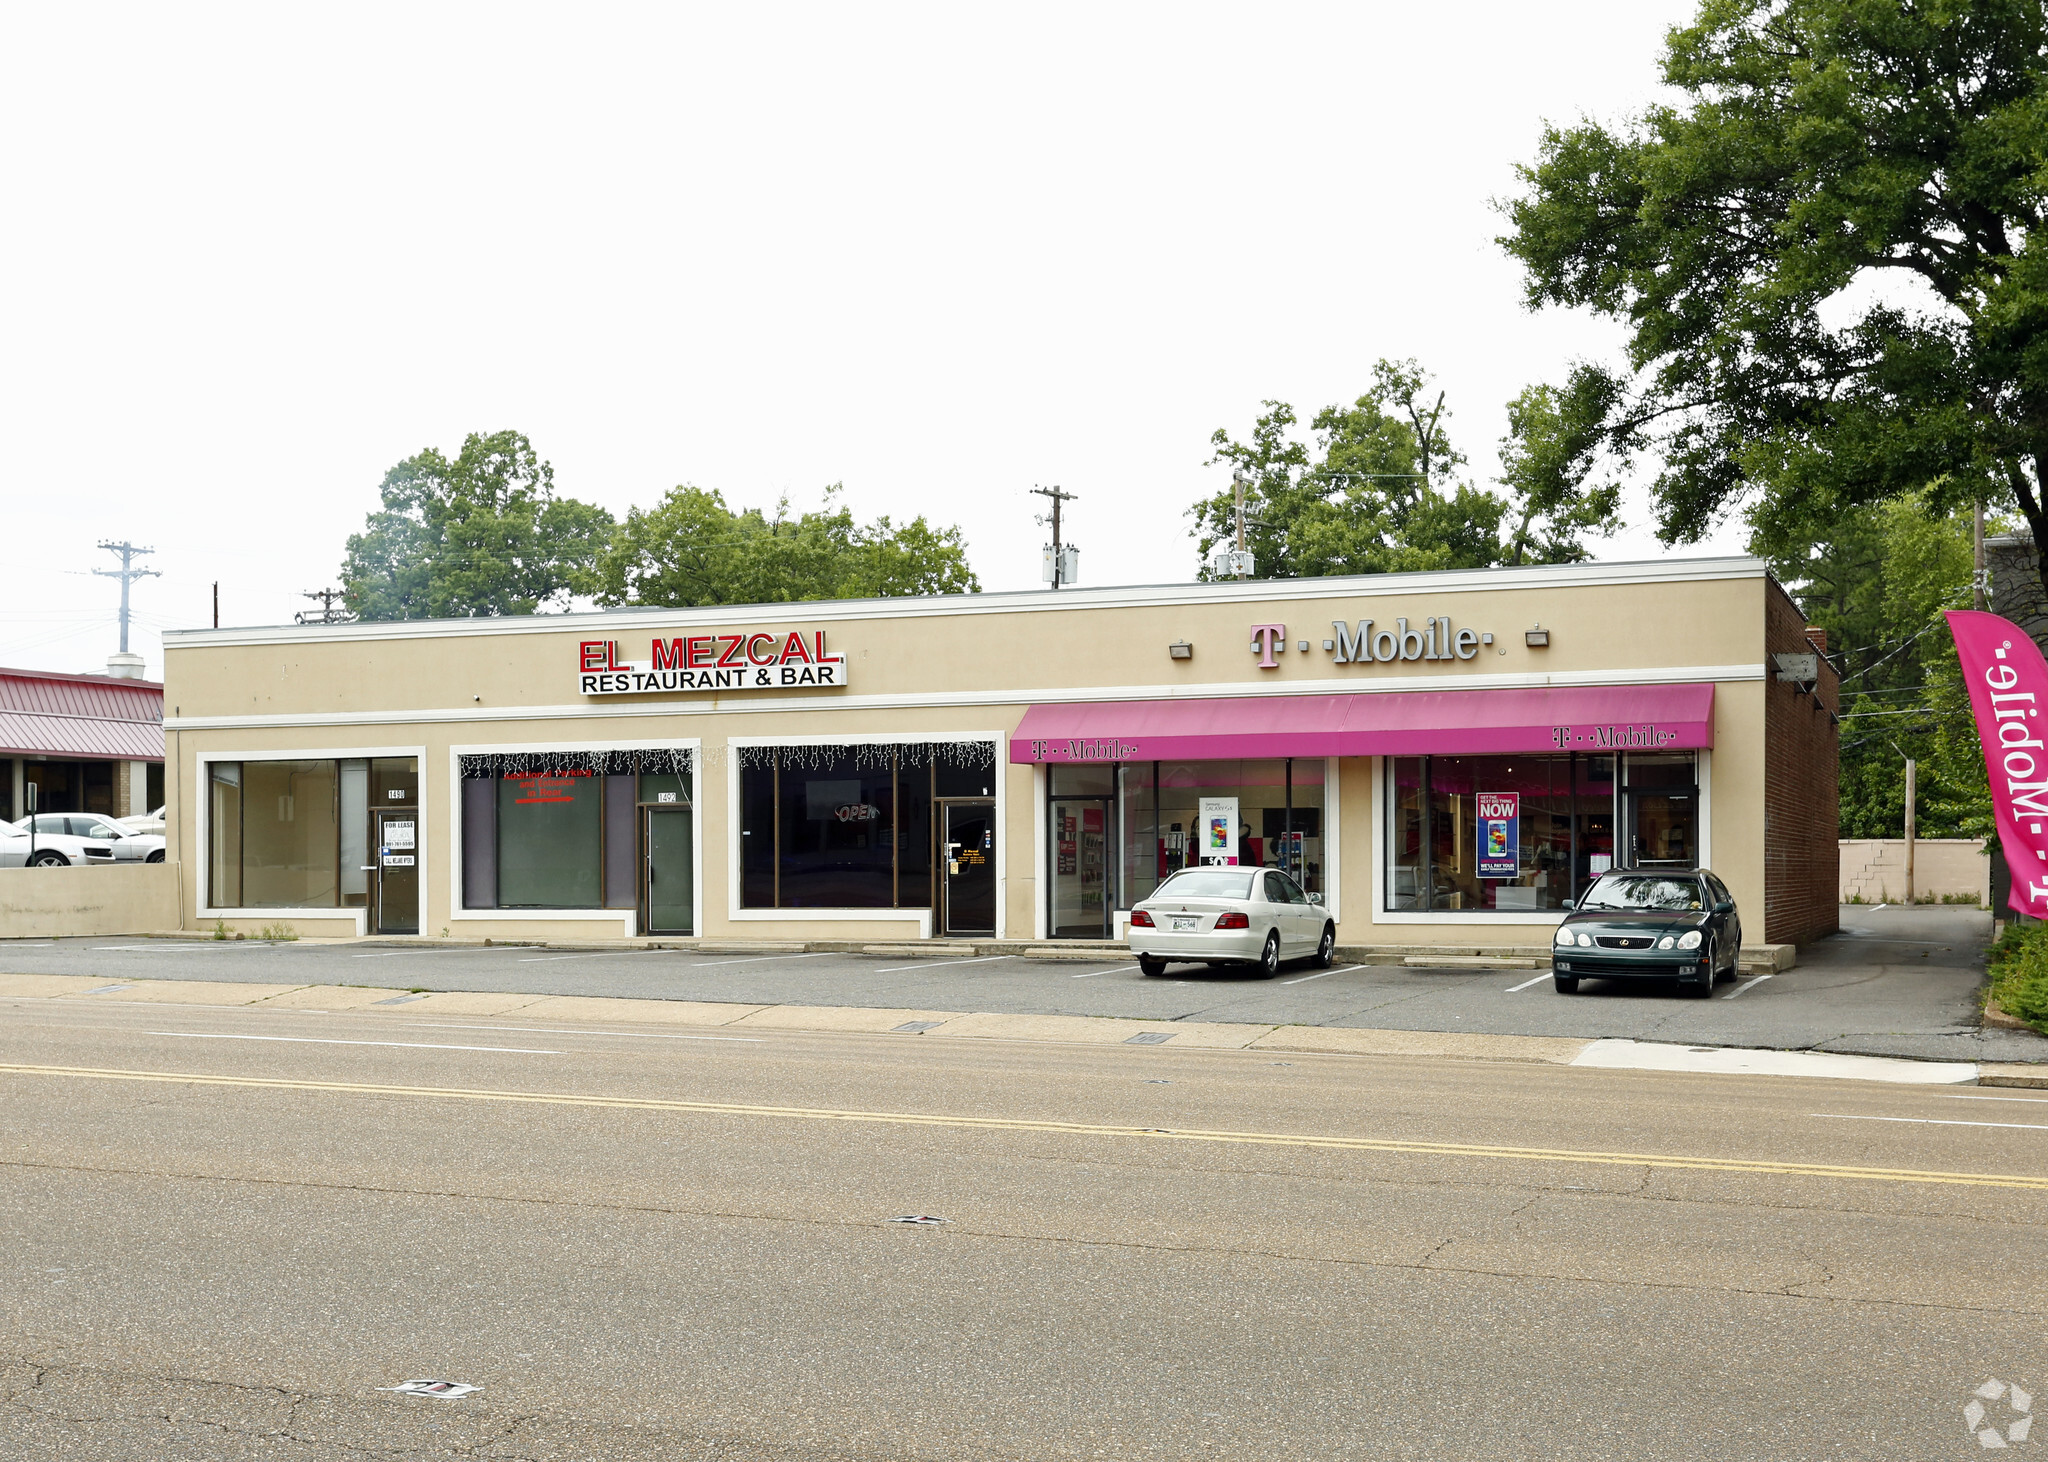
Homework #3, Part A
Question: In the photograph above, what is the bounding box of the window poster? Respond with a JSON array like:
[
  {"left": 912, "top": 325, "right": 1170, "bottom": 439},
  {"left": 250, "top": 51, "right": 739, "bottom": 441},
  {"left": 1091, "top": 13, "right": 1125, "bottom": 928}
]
[
  {"left": 1198, "top": 797, "right": 1239, "bottom": 865},
  {"left": 1476, "top": 793, "right": 1519, "bottom": 879}
]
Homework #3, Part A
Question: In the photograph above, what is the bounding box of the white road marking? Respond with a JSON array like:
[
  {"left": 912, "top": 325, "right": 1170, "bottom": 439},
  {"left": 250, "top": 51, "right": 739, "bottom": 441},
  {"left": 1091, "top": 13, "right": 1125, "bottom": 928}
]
[
  {"left": 688, "top": 952, "right": 832, "bottom": 968},
  {"left": 148, "top": 1032, "right": 560, "bottom": 1054},
  {"left": 1572, "top": 1038, "right": 1977, "bottom": 1084},
  {"left": 1070, "top": 966, "right": 1134, "bottom": 978},
  {"left": 352, "top": 949, "right": 495, "bottom": 959},
  {"left": 399, "top": 1022, "right": 764, "bottom": 1043},
  {"left": 1504, "top": 973, "right": 1551, "bottom": 993},
  {"left": 1815, "top": 1113, "right": 2048, "bottom": 1132},
  {"left": 1281, "top": 965, "right": 1361, "bottom": 985},
  {"left": 1722, "top": 974, "right": 1773, "bottom": 999},
  {"left": 516, "top": 952, "right": 653, "bottom": 963},
  {"left": 871, "top": 955, "right": 1014, "bottom": 974},
  {"left": 1942, "top": 1093, "right": 2048, "bottom": 1104}
]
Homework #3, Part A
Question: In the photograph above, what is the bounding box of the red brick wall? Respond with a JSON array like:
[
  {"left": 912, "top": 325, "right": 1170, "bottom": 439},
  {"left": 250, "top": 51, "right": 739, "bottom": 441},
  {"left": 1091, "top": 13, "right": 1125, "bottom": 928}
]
[{"left": 1762, "top": 580, "right": 1841, "bottom": 944}]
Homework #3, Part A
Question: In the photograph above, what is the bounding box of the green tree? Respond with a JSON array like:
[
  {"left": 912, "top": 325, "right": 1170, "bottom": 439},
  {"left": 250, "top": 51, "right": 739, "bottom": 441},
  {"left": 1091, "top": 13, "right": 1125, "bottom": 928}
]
[
  {"left": 1191, "top": 359, "right": 1620, "bottom": 579},
  {"left": 1500, "top": 0, "right": 2048, "bottom": 596},
  {"left": 342, "top": 432, "right": 614, "bottom": 620},
  {"left": 598, "top": 484, "right": 978, "bottom": 607},
  {"left": 1751, "top": 489, "right": 1991, "bottom": 836}
]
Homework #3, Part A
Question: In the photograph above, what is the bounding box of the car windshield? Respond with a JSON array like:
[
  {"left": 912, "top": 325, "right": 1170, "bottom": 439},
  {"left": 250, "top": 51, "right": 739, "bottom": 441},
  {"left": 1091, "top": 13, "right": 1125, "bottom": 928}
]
[
  {"left": 1154, "top": 870, "right": 1255, "bottom": 900},
  {"left": 1579, "top": 875, "right": 1704, "bottom": 912}
]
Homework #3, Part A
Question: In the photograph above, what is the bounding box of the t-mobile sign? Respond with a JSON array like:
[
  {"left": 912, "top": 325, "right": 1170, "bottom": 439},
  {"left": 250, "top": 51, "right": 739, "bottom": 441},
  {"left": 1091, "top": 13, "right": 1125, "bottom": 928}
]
[{"left": 1476, "top": 792, "right": 1520, "bottom": 879}]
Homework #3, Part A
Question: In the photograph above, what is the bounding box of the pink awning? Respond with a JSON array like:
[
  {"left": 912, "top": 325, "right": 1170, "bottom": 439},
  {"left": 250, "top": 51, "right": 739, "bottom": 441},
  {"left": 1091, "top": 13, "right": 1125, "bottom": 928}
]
[{"left": 1010, "top": 683, "right": 1714, "bottom": 763}]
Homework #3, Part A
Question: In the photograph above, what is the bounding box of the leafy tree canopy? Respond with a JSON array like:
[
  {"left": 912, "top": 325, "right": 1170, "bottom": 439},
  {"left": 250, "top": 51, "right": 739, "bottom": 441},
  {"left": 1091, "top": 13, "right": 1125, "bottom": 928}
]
[
  {"left": 1751, "top": 487, "right": 1995, "bottom": 837},
  {"left": 1191, "top": 359, "right": 1621, "bottom": 579},
  {"left": 1502, "top": 0, "right": 2048, "bottom": 598},
  {"left": 598, "top": 484, "right": 979, "bottom": 607},
  {"left": 342, "top": 431, "right": 613, "bottom": 621}
]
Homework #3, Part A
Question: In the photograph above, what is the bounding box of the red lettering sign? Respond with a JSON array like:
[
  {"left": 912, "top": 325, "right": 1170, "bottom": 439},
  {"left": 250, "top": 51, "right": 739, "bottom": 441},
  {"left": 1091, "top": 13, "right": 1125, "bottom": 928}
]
[
  {"left": 780, "top": 631, "right": 813, "bottom": 664},
  {"left": 579, "top": 640, "right": 609, "bottom": 671}
]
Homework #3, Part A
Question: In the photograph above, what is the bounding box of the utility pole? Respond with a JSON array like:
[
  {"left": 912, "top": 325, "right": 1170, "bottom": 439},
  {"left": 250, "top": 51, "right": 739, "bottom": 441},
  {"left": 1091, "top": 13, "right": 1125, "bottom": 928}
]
[
  {"left": 1974, "top": 500, "right": 1987, "bottom": 611},
  {"left": 212, "top": 582, "right": 219, "bottom": 629},
  {"left": 1030, "top": 485, "right": 1080, "bottom": 590},
  {"left": 1233, "top": 473, "right": 1249, "bottom": 580},
  {"left": 1904, "top": 758, "right": 1918, "bottom": 904},
  {"left": 295, "top": 587, "right": 354, "bottom": 625},
  {"left": 93, "top": 541, "right": 159, "bottom": 654}
]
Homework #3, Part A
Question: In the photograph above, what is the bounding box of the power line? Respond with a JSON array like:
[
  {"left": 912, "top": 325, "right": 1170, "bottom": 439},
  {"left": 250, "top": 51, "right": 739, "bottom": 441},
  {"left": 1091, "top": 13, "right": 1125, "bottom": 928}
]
[{"left": 295, "top": 588, "right": 355, "bottom": 625}]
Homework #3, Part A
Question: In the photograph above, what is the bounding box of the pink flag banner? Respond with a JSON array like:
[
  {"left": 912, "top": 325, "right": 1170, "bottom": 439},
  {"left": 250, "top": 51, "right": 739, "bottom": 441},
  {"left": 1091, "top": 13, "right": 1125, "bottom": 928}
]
[{"left": 1946, "top": 609, "right": 2048, "bottom": 917}]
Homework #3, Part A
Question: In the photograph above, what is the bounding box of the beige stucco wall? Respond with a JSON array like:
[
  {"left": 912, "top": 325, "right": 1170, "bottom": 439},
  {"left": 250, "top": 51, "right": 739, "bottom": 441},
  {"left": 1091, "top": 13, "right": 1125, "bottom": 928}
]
[
  {"left": 0, "top": 864, "right": 177, "bottom": 937},
  {"left": 1839, "top": 839, "right": 1989, "bottom": 905},
  {"left": 160, "top": 559, "right": 1784, "bottom": 945}
]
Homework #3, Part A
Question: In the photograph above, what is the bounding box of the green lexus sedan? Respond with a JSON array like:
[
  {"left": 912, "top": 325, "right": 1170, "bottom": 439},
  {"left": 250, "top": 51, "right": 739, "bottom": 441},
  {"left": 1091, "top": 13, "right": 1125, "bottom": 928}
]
[{"left": 1550, "top": 868, "right": 1742, "bottom": 998}]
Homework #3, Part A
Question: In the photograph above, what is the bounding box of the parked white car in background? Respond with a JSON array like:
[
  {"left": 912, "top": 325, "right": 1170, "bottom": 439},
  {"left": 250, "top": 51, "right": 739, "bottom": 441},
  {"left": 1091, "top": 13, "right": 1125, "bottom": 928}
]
[
  {"left": 1127, "top": 865, "right": 1336, "bottom": 978},
  {"left": 18, "top": 813, "right": 165, "bottom": 863},
  {"left": 118, "top": 805, "right": 165, "bottom": 837},
  {"left": 0, "top": 819, "right": 117, "bottom": 868}
]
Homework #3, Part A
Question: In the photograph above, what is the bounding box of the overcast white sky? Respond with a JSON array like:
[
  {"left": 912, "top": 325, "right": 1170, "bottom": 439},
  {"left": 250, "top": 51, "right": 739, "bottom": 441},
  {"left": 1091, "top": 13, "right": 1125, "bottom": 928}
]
[{"left": 0, "top": 1, "right": 1743, "bottom": 681}]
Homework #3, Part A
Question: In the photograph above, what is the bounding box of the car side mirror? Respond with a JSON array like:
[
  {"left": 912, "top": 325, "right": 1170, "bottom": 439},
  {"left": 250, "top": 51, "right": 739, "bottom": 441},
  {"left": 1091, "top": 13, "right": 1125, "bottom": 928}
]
[
  {"left": 1560, "top": 898, "right": 1574, "bottom": 910},
  {"left": 1715, "top": 900, "right": 1734, "bottom": 914},
  {"left": 1308, "top": 892, "right": 1323, "bottom": 905}
]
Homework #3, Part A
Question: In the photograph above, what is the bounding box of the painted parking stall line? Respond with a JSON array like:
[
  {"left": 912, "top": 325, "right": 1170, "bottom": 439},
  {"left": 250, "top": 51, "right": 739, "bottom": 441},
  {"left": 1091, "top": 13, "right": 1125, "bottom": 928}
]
[
  {"left": 689, "top": 953, "right": 832, "bottom": 969},
  {"left": 1281, "top": 965, "right": 1361, "bottom": 986},
  {"left": 871, "top": 956, "right": 1014, "bottom": 974},
  {"left": 1722, "top": 974, "right": 1773, "bottom": 999},
  {"left": 1504, "top": 973, "right": 1551, "bottom": 993},
  {"left": 1816, "top": 1113, "right": 2048, "bottom": 1133}
]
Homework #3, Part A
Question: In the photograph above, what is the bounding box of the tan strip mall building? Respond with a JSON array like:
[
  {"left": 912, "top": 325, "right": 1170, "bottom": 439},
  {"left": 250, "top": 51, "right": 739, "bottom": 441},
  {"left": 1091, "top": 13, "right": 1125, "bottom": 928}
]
[{"left": 158, "top": 555, "right": 1839, "bottom": 949}]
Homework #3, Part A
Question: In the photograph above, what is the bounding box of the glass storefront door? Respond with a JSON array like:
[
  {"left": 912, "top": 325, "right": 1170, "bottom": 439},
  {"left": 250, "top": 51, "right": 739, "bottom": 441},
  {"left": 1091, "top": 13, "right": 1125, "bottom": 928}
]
[
  {"left": 1624, "top": 753, "right": 1698, "bottom": 869},
  {"left": 372, "top": 808, "right": 419, "bottom": 935},
  {"left": 1626, "top": 790, "right": 1698, "bottom": 867},
  {"left": 1049, "top": 795, "right": 1112, "bottom": 938},
  {"left": 642, "top": 807, "right": 695, "bottom": 934},
  {"left": 941, "top": 800, "right": 996, "bottom": 935}
]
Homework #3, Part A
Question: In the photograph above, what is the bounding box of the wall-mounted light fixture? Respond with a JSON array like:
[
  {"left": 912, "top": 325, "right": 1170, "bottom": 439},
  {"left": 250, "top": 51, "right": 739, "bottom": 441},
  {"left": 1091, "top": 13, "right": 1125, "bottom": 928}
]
[
  {"left": 1525, "top": 626, "right": 1550, "bottom": 648},
  {"left": 1168, "top": 641, "right": 1193, "bottom": 660}
]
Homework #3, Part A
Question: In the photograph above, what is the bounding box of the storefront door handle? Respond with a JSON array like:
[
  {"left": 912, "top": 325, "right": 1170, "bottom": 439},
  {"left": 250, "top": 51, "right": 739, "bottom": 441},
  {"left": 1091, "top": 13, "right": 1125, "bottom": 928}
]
[{"left": 358, "top": 865, "right": 377, "bottom": 871}]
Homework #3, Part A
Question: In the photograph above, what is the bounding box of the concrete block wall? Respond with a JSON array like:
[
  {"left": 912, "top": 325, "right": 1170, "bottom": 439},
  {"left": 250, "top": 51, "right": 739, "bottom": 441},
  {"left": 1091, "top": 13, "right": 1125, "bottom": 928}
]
[{"left": 1839, "top": 838, "right": 1989, "bottom": 905}]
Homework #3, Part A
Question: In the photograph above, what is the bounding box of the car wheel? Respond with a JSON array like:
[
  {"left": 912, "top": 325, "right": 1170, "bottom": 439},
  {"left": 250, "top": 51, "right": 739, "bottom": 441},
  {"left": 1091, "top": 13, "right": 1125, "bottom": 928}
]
[
  {"left": 1137, "top": 954, "right": 1166, "bottom": 977},
  {"left": 1554, "top": 975, "right": 1579, "bottom": 993},
  {"left": 146, "top": 849, "right": 165, "bottom": 864},
  {"left": 1255, "top": 930, "right": 1281, "bottom": 979},
  {"left": 1314, "top": 923, "right": 1336, "bottom": 968},
  {"left": 28, "top": 851, "right": 67, "bottom": 868}
]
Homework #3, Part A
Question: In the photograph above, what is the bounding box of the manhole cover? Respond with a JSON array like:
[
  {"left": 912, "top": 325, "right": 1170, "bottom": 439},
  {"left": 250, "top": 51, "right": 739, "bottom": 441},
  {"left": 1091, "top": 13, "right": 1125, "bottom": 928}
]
[
  {"left": 1125, "top": 1032, "right": 1175, "bottom": 1045},
  {"left": 891, "top": 1021, "right": 943, "bottom": 1033}
]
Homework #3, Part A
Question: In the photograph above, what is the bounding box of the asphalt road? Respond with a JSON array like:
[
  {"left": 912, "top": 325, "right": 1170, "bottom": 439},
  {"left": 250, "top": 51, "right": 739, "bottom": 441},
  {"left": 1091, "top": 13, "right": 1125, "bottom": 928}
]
[
  {"left": 0, "top": 993, "right": 2041, "bottom": 1459},
  {"left": 1, "top": 905, "right": 2037, "bottom": 1063}
]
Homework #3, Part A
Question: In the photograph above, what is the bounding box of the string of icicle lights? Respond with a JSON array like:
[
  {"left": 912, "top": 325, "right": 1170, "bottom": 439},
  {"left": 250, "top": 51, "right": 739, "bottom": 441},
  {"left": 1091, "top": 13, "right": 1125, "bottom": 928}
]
[{"left": 458, "top": 741, "right": 996, "bottom": 779}]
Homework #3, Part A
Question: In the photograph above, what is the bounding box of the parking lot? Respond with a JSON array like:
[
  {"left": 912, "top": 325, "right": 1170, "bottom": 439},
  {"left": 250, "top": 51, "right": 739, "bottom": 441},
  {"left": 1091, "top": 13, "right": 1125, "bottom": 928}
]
[{"left": 0, "top": 904, "right": 2035, "bottom": 1063}]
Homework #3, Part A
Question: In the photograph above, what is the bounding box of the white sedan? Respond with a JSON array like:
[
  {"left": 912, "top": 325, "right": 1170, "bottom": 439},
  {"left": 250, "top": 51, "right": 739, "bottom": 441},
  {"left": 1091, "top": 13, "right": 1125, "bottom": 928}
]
[
  {"left": 0, "top": 820, "right": 117, "bottom": 868},
  {"left": 19, "top": 813, "right": 164, "bottom": 863},
  {"left": 1128, "top": 866, "right": 1336, "bottom": 978}
]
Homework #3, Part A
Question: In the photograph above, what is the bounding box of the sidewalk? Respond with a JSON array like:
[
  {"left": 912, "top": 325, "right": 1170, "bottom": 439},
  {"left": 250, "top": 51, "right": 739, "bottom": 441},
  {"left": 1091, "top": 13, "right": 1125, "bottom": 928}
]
[{"left": 4, "top": 970, "right": 2037, "bottom": 1089}]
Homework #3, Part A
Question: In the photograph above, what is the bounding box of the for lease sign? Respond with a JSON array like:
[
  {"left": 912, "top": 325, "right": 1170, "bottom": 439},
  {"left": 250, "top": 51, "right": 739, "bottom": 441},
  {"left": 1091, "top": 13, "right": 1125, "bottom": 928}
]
[{"left": 578, "top": 632, "right": 849, "bottom": 696}]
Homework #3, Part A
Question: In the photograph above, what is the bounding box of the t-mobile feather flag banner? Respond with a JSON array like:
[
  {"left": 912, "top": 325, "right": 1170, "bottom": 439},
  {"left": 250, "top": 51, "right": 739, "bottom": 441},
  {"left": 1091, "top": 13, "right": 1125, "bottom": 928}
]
[{"left": 1946, "top": 610, "right": 2048, "bottom": 917}]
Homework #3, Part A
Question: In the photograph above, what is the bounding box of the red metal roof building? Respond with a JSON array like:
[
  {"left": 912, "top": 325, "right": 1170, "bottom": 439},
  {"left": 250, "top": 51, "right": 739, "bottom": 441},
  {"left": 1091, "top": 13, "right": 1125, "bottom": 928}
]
[{"left": 0, "top": 666, "right": 165, "bottom": 821}]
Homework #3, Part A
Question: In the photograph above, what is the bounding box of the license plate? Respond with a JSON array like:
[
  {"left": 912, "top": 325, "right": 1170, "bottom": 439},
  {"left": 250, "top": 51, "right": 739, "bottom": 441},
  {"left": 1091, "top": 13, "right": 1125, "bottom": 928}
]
[{"left": 1171, "top": 916, "right": 1198, "bottom": 931}]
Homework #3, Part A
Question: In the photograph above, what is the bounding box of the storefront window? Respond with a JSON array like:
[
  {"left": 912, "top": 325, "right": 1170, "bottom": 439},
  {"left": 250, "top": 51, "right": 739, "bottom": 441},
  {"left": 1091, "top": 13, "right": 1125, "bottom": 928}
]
[
  {"left": 1385, "top": 752, "right": 1686, "bottom": 912},
  {"left": 497, "top": 772, "right": 603, "bottom": 908},
  {"left": 459, "top": 750, "right": 693, "bottom": 912},
  {"left": 1109, "top": 759, "right": 1326, "bottom": 915},
  {"left": 738, "top": 742, "right": 993, "bottom": 910},
  {"left": 204, "top": 758, "right": 361, "bottom": 908}
]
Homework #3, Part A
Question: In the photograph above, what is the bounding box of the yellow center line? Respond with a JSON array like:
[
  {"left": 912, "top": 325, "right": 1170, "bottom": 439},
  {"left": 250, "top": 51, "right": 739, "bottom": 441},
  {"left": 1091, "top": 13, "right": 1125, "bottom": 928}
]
[{"left": 3, "top": 1060, "right": 2043, "bottom": 1192}]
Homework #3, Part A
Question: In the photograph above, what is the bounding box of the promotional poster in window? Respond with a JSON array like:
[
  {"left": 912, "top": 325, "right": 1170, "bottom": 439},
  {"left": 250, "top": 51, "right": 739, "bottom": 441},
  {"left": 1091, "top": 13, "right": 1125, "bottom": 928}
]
[{"left": 1477, "top": 792, "right": 1520, "bottom": 879}]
